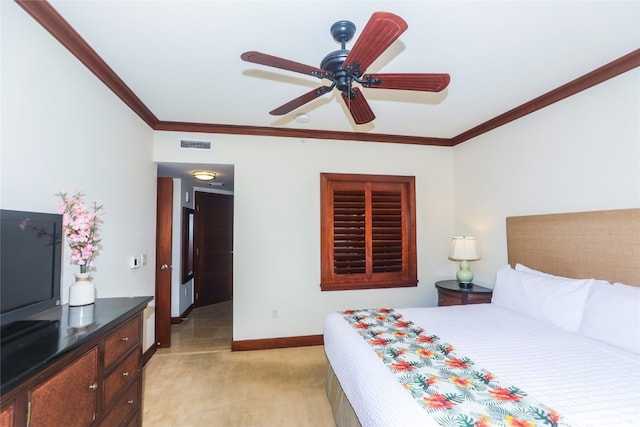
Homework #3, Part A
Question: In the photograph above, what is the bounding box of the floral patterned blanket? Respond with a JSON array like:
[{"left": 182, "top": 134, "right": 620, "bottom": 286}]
[{"left": 341, "top": 308, "right": 570, "bottom": 427}]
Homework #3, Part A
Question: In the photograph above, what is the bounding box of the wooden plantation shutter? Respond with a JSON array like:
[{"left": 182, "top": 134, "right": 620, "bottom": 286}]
[
  {"left": 320, "top": 173, "right": 417, "bottom": 291},
  {"left": 371, "top": 188, "right": 403, "bottom": 273},
  {"left": 333, "top": 186, "right": 367, "bottom": 275}
]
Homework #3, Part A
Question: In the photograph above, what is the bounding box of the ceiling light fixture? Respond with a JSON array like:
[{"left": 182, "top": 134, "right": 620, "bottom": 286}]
[
  {"left": 295, "top": 113, "right": 310, "bottom": 124},
  {"left": 192, "top": 171, "right": 216, "bottom": 181}
]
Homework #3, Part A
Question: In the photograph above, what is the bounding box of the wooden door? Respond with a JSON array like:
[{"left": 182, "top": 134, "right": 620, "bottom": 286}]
[
  {"left": 0, "top": 401, "right": 14, "bottom": 427},
  {"left": 28, "top": 347, "right": 98, "bottom": 426},
  {"left": 155, "top": 177, "right": 173, "bottom": 348},
  {"left": 194, "top": 192, "right": 233, "bottom": 307}
]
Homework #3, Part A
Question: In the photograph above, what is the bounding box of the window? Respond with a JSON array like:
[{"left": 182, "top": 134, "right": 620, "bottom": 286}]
[{"left": 320, "top": 173, "right": 418, "bottom": 291}]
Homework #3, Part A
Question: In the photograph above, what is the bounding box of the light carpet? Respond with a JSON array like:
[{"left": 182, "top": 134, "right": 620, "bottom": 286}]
[{"left": 142, "top": 345, "right": 337, "bottom": 426}]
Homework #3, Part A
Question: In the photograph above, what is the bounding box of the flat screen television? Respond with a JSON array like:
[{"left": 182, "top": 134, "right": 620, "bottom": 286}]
[{"left": 0, "top": 209, "right": 62, "bottom": 327}]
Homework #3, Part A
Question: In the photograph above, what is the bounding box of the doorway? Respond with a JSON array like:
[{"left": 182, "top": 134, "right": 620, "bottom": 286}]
[{"left": 154, "top": 166, "right": 235, "bottom": 349}]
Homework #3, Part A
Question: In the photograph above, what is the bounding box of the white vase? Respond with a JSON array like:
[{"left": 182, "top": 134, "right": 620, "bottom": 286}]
[
  {"left": 69, "top": 273, "right": 95, "bottom": 306},
  {"left": 68, "top": 304, "right": 95, "bottom": 328}
]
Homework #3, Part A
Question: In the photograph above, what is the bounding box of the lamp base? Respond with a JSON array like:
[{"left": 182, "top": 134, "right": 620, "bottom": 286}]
[
  {"left": 458, "top": 281, "right": 473, "bottom": 289},
  {"left": 456, "top": 260, "right": 474, "bottom": 284}
]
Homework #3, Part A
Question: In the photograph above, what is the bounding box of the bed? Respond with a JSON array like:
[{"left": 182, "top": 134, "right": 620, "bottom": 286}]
[{"left": 324, "top": 208, "right": 640, "bottom": 427}]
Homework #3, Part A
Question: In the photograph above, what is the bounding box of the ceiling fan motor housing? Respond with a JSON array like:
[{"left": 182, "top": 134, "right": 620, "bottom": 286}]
[
  {"left": 320, "top": 49, "right": 355, "bottom": 91},
  {"left": 320, "top": 49, "right": 349, "bottom": 73}
]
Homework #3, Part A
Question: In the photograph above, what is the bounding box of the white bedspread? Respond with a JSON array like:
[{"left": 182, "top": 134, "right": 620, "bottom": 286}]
[{"left": 324, "top": 303, "right": 640, "bottom": 427}]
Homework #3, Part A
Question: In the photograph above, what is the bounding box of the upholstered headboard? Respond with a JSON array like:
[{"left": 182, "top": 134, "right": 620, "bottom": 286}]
[{"left": 506, "top": 209, "right": 640, "bottom": 286}]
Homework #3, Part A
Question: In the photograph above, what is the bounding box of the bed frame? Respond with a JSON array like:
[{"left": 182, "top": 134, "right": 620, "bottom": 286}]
[
  {"left": 326, "top": 208, "right": 640, "bottom": 427},
  {"left": 507, "top": 208, "right": 640, "bottom": 286}
]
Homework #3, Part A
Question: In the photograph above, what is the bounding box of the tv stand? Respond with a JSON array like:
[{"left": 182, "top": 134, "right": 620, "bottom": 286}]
[{"left": 0, "top": 297, "right": 152, "bottom": 427}]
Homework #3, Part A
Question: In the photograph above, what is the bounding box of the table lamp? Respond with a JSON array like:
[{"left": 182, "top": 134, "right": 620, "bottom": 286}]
[{"left": 448, "top": 236, "right": 480, "bottom": 288}]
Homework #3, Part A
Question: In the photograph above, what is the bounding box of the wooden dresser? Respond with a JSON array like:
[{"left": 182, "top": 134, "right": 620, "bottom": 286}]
[{"left": 0, "top": 297, "right": 152, "bottom": 427}]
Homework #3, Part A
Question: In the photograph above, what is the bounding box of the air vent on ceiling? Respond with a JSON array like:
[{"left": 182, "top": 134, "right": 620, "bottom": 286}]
[{"left": 180, "top": 139, "right": 212, "bottom": 150}]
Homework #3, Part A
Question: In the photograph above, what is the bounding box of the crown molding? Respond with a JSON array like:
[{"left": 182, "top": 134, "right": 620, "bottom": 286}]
[{"left": 15, "top": 1, "right": 640, "bottom": 147}]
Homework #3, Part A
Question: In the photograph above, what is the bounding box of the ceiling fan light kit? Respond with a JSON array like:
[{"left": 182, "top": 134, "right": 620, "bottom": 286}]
[{"left": 241, "top": 12, "right": 450, "bottom": 125}]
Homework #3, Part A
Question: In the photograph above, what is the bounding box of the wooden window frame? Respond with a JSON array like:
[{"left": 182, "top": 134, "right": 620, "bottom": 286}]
[{"left": 320, "top": 173, "right": 418, "bottom": 291}]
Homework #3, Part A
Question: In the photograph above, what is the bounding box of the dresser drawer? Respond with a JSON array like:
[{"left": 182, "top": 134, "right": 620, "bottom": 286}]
[
  {"left": 464, "top": 292, "right": 492, "bottom": 304},
  {"left": 104, "top": 349, "right": 140, "bottom": 407},
  {"left": 438, "top": 291, "right": 462, "bottom": 307},
  {"left": 104, "top": 317, "right": 140, "bottom": 368},
  {"left": 97, "top": 379, "right": 140, "bottom": 427}
]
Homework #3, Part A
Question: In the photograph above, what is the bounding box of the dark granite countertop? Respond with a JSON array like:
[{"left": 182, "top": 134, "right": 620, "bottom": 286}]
[{"left": 1, "top": 296, "right": 153, "bottom": 394}]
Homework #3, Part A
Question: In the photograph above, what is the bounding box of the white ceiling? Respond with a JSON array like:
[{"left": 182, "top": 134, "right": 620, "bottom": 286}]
[{"left": 42, "top": 1, "right": 639, "bottom": 188}]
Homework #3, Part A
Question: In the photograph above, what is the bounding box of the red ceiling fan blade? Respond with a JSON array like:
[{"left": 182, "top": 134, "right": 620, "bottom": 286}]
[
  {"left": 363, "top": 73, "right": 451, "bottom": 92},
  {"left": 343, "top": 12, "right": 408, "bottom": 75},
  {"left": 241, "top": 51, "right": 332, "bottom": 79},
  {"left": 341, "top": 87, "right": 375, "bottom": 124},
  {"left": 269, "top": 86, "right": 333, "bottom": 116}
]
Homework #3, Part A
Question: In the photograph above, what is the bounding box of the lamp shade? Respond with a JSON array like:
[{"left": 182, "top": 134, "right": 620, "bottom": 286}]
[{"left": 448, "top": 236, "right": 480, "bottom": 261}]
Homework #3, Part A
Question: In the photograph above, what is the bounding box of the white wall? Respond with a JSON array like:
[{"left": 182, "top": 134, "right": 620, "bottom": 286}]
[
  {"left": 5, "top": 0, "right": 637, "bottom": 348},
  {"left": 453, "top": 69, "right": 640, "bottom": 285},
  {"left": 155, "top": 68, "right": 639, "bottom": 343},
  {"left": 1, "top": 2, "right": 158, "bottom": 351},
  {"left": 154, "top": 134, "right": 456, "bottom": 341}
]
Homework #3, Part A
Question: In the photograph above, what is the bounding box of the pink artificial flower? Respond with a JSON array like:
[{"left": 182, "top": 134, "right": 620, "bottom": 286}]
[{"left": 56, "top": 191, "right": 104, "bottom": 273}]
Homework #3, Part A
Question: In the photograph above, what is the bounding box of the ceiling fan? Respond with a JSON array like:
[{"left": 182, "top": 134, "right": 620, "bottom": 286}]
[{"left": 241, "top": 12, "right": 450, "bottom": 125}]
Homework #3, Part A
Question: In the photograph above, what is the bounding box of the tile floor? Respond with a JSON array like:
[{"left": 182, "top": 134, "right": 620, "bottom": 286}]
[{"left": 156, "top": 299, "right": 233, "bottom": 355}]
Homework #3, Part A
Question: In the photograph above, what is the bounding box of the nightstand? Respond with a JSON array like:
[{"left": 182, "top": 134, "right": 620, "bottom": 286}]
[{"left": 435, "top": 280, "right": 493, "bottom": 307}]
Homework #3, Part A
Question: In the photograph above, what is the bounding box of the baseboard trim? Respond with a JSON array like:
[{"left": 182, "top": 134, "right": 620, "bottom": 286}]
[
  {"left": 181, "top": 304, "right": 195, "bottom": 318},
  {"left": 142, "top": 344, "right": 157, "bottom": 366},
  {"left": 231, "top": 334, "right": 324, "bottom": 351},
  {"left": 171, "top": 304, "right": 195, "bottom": 324}
]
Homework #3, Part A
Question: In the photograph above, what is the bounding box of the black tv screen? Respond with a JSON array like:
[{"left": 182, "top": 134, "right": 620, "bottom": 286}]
[{"left": 0, "top": 209, "right": 62, "bottom": 327}]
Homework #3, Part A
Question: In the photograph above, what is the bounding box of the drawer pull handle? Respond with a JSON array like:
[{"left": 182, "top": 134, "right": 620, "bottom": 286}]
[
  {"left": 127, "top": 400, "right": 134, "bottom": 405},
  {"left": 121, "top": 336, "right": 129, "bottom": 342},
  {"left": 122, "top": 371, "right": 130, "bottom": 377},
  {"left": 88, "top": 382, "right": 98, "bottom": 391}
]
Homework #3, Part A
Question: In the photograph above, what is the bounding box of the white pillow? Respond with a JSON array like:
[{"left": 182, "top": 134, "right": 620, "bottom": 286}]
[
  {"left": 515, "top": 262, "right": 612, "bottom": 294},
  {"left": 492, "top": 264, "right": 594, "bottom": 332},
  {"left": 578, "top": 281, "right": 640, "bottom": 354},
  {"left": 515, "top": 263, "right": 590, "bottom": 281},
  {"left": 515, "top": 263, "right": 560, "bottom": 277},
  {"left": 492, "top": 265, "right": 529, "bottom": 313}
]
